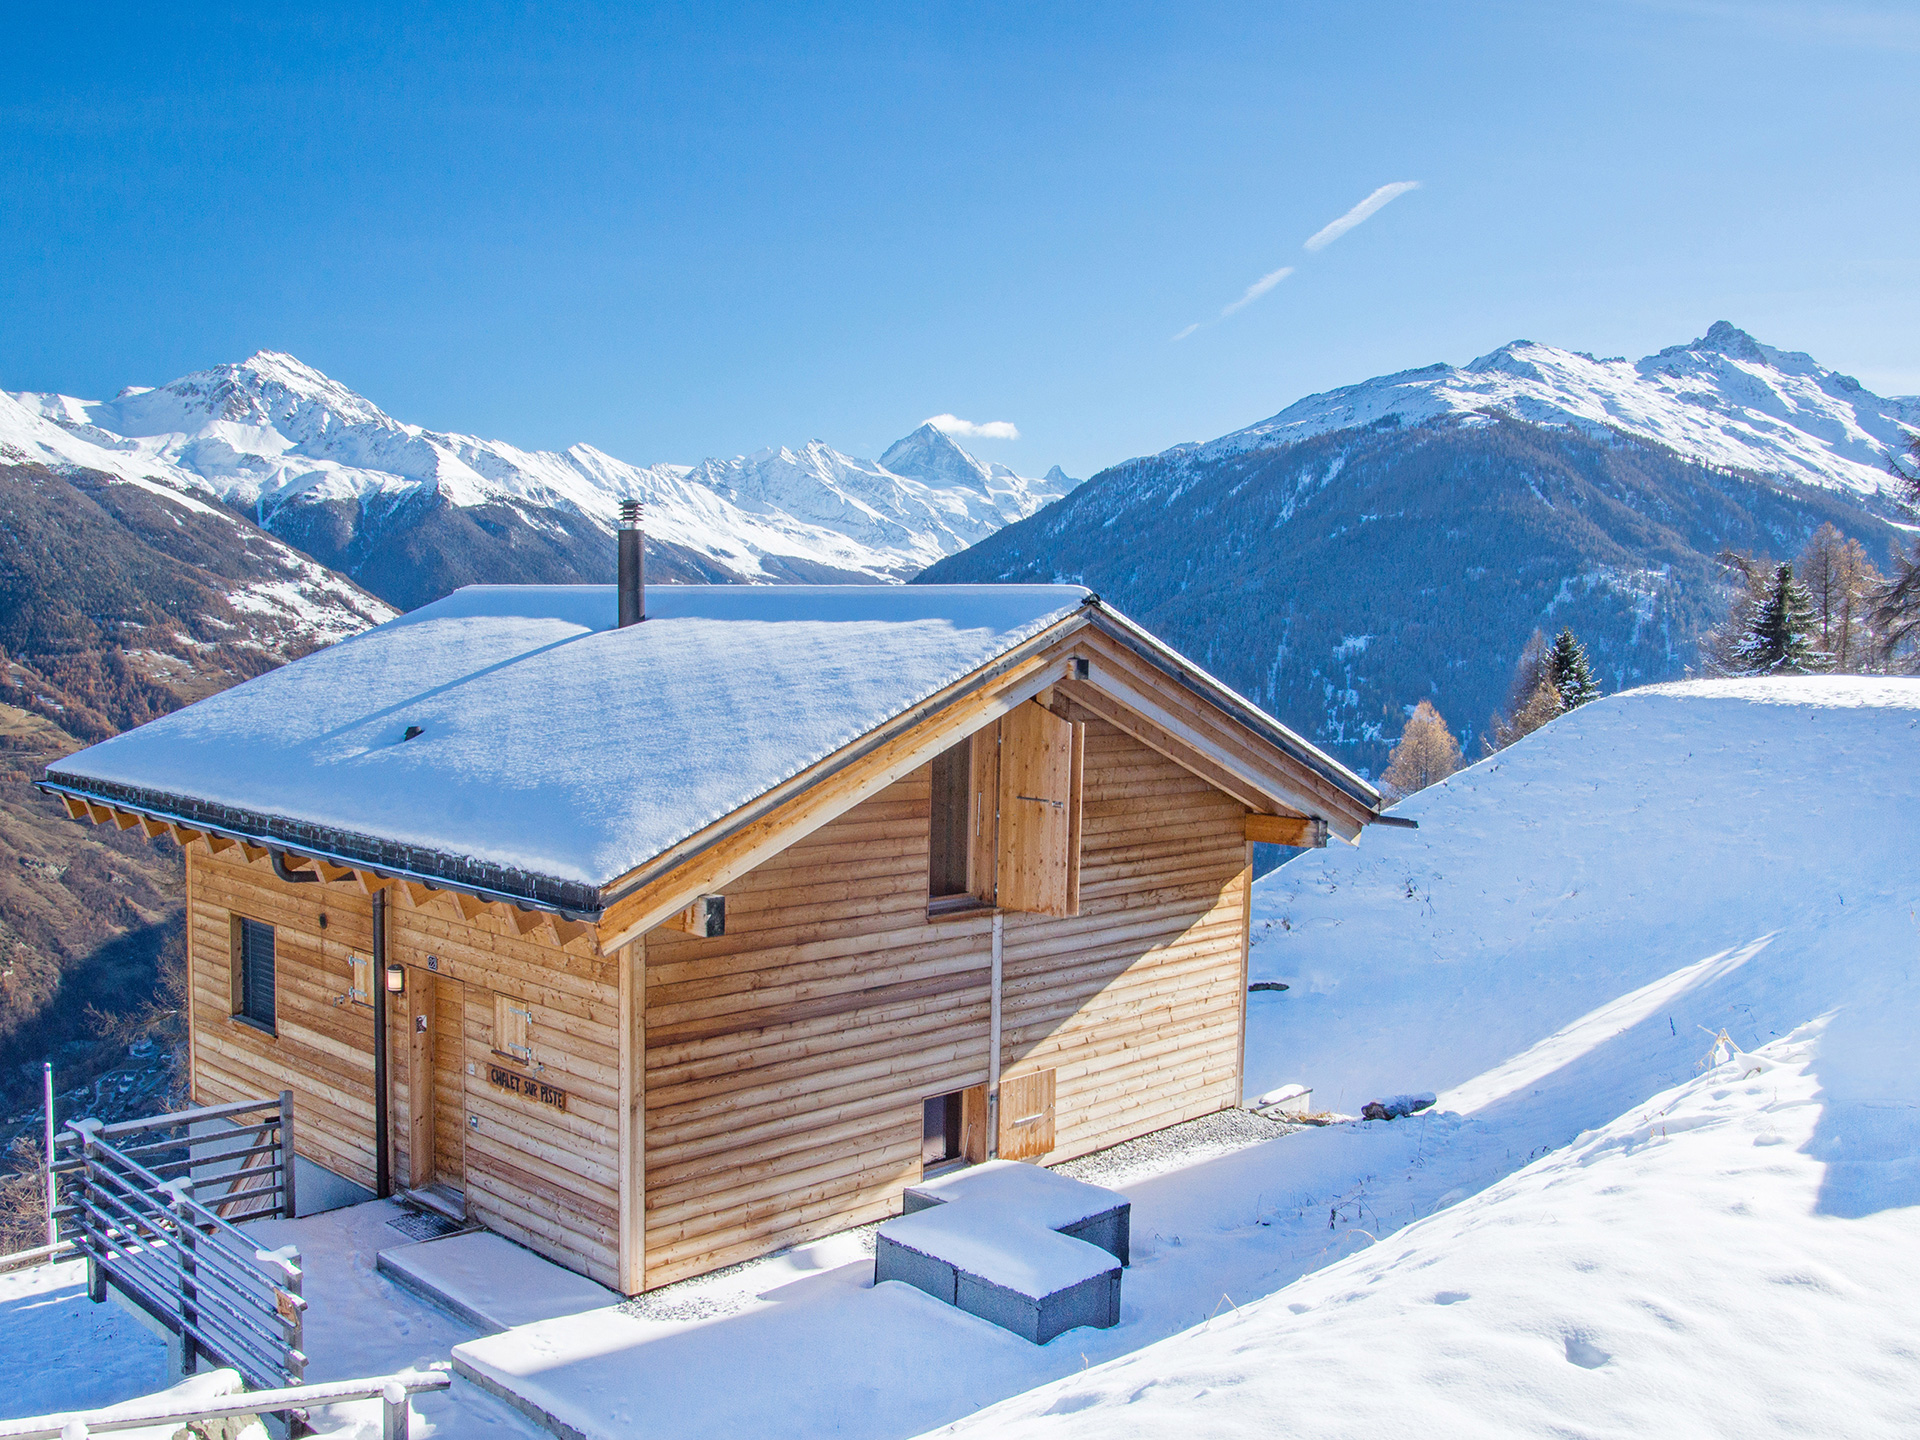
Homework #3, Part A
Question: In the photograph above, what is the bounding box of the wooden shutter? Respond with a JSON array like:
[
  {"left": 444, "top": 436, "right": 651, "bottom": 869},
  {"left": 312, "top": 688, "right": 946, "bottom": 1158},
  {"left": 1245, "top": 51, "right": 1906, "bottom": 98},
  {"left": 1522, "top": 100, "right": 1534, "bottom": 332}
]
[
  {"left": 966, "top": 725, "right": 1000, "bottom": 904},
  {"left": 998, "top": 1069, "right": 1056, "bottom": 1160},
  {"left": 996, "top": 702, "right": 1079, "bottom": 916},
  {"left": 961, "top": 1083, "right": 991, "bottom": 1163},
  {"left": 493, "top": 993, "right": 533, "bottom": 1065},
  {"left": 232, "top": 916, "right": 276, "bottom": 1030}
]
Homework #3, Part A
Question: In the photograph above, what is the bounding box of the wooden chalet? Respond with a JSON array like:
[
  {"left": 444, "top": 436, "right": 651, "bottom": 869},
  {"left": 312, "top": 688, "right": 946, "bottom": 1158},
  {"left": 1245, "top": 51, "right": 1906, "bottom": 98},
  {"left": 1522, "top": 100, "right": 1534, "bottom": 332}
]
[{"left": 43, "top": 542, "right": 1390, "bottom": 1295}]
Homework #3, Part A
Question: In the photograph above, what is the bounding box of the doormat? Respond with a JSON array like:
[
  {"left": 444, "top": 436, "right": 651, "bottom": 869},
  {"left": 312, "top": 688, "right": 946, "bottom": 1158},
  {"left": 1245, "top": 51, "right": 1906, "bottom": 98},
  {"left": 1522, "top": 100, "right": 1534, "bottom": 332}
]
[{"left": 388, "top": 1209, "right": 464, "bottom": 1242}]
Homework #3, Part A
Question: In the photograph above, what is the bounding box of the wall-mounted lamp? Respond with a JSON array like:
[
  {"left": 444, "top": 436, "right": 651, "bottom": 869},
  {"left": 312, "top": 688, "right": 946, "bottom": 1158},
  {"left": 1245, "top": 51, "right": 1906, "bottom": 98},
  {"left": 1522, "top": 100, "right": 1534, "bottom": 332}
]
[{"left": 384, "top": 963, "right": 406, "bottom": 995}]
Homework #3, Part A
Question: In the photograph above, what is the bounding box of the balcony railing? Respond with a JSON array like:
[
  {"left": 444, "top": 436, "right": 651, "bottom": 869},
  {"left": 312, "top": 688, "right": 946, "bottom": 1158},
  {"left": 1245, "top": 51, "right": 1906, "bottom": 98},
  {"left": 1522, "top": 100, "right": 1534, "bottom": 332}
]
[{"left": 55, "top": 1094, "right": 305, "bottom": 1389}]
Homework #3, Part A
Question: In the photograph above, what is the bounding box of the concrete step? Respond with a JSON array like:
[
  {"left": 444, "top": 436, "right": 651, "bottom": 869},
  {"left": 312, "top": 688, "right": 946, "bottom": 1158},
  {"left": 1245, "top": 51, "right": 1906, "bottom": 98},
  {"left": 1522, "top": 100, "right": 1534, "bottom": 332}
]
[{"left": 376, "top": 1231, "right": 618, "bottom": 1335}]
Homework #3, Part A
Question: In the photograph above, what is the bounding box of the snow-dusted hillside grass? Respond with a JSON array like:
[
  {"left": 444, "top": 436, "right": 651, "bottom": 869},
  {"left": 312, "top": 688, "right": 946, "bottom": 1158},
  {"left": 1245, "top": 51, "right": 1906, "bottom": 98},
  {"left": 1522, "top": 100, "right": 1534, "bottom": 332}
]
[{"left": 938, "top": 677, "right": 1920, "bottom": 1438}]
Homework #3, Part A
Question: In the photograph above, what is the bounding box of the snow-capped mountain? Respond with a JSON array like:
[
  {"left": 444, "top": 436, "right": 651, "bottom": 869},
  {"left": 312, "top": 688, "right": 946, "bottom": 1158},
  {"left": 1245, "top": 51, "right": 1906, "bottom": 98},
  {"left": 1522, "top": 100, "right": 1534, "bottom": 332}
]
[
  {"left": 923, "top": 324, "right": 1914, "bottom": 778},
  {"left": 5, "top": 353, "right": 1076, "bottom": 608},
  {"left": 1193, "top": 322, "right": 1918, "bottom": 500},
  {"left": 0, "top": 387, "right": 393, "bottom": 655}
]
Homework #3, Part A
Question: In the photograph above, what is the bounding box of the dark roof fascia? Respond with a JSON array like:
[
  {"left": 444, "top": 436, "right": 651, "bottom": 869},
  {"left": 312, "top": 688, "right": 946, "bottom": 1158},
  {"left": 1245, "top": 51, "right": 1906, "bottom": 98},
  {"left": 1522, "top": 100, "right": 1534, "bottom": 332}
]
[
  {"left": 1082, "top": 600, "right": 1384, "bottom": 813},
  {"left": 35, "top": 776, "right": 603, "bottom": 920}
]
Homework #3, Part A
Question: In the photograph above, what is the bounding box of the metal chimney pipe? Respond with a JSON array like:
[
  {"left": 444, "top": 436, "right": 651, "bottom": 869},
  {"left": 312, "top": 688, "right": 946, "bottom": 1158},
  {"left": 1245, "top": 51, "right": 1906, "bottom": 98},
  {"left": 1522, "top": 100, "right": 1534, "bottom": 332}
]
[{"left": 618, "top": 499, "right": 646, "bottom": 627}]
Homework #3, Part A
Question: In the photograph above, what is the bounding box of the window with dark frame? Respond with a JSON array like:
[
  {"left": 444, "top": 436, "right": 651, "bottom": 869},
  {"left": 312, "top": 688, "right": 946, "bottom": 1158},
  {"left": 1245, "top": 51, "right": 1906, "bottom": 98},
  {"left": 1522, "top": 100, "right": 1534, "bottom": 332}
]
[
  {"left": 927, "top": 736, "right": 972, "bottom": 902},
  {"left": 236, "top": 917, "right": 276, "bottom": 1031},
  {"left": 922, "top": 1090, "right": 963, "bottom": 1170}
]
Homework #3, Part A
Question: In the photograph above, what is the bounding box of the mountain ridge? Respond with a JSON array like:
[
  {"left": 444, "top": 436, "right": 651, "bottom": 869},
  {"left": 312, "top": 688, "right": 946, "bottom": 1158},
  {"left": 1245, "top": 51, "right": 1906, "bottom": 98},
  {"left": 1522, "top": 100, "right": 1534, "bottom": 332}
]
[
  {"left": 1181, "top": 322, "right": 1916, "bottom": 502},
  {"left": 919, "top": 324, "right": 1914, "bottom": 776},
  {"left": 6, "top": 354, "right": 1079, "bottom": 606}
]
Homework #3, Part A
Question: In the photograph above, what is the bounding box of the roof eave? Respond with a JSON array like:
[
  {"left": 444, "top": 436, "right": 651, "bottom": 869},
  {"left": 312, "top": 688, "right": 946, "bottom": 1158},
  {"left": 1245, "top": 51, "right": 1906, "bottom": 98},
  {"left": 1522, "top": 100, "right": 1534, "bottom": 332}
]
[
  {"left": 35, "top": 776, "right": 604, "bottom": 920},
  {"left": 1080, "top": 599, "right": 1385, "bottom": 813},
  {"left": 593, "top": 606, "right": 1095, "bottom": 913}
]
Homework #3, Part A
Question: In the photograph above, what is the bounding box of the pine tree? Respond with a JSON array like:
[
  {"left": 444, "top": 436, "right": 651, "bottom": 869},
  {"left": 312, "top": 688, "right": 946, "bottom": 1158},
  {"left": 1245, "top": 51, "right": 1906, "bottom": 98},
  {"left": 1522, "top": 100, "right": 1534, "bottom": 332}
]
[
  {"left": 1544, "top": 627, "right": 1601, "bottom": 710},
  {"left": 1701, "top": 549, "right": 1774, "bottom": 676},
  {"left": 1485, "top": 630, "right": 1560, "bottom": 753},
  {"left": 1871, "top": 433, "right": 1920, "bottom": 673},
  {"left": 1731, "top": 562, "right": 1827, "bottom": 675},
  {"left": 1380, "top": 699, "right": 1463, "bottom": 802}
]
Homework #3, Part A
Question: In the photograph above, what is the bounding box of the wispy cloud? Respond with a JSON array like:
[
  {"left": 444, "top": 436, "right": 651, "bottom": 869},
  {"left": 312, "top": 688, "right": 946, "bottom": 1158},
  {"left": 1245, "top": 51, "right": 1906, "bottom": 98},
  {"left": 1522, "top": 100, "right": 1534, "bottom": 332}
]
[
  {"left": 1220, "top": 266, "right": 1295, "bottom": 317},
  {"left": 1171, "top": 179, "right": 1421, "bottom": 342},
  {"left": 925, "top": 413, "right": 1020, "bottom": 441},
  {"left": 1303, "top": 181, "right": 1421, "bottom": 252}
]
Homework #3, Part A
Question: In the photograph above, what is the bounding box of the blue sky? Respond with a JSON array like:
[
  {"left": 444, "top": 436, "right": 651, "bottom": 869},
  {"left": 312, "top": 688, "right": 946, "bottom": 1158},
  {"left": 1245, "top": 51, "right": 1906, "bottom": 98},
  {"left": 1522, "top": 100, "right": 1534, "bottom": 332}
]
[{"left": 3, "top": 2, "right": 1915, "bottom": 479}]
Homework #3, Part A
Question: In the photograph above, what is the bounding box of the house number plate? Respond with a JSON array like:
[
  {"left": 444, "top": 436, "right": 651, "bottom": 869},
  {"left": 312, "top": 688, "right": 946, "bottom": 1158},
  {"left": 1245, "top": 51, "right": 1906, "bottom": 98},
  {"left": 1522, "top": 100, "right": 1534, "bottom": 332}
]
[{"left": 487, "top": 1062, "right": 568, "bottom": 1112}]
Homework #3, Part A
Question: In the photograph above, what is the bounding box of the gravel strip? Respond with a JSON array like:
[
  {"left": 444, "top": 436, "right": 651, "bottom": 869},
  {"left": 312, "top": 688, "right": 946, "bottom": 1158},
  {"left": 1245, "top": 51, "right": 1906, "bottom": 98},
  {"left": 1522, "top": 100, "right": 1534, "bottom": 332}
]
[
  {"left": 1053, "top": 1107, "right": 1298, "bottom": 1190},
  {"left": 617, "top": 1221, "right": 880, "bottom": 1324},
  {"left": 619, "top": 1109, "right": 1294, "bottom": 1321}
]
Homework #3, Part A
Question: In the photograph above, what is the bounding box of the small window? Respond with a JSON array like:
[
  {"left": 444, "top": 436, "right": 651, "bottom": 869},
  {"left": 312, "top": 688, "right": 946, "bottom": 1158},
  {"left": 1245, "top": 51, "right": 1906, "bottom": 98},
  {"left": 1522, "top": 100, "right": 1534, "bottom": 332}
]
[
  {"left": 922, "top": 1091, "right": 963, "bottom": 1169},
  {"left": 928, "top": 738, "right": 972, "bottom": 902},
  {"left": 233, "top": 917, "right": 276, "bottom": 1032}
]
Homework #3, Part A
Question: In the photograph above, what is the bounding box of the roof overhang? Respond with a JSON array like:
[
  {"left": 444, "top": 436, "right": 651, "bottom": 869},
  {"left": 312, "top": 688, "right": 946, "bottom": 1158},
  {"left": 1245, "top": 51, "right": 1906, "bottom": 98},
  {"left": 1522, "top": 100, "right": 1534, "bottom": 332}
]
[{"left": 42, "top": 593, "right": 1397, "bottom": 948}]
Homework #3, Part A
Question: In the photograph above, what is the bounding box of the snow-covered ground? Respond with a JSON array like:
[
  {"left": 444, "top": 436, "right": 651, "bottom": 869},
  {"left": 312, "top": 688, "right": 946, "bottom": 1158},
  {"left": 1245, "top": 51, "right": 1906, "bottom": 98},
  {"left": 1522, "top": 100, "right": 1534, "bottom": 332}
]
[
  {"left": 7, "top": 676, "right": 1915, "bottom": 1438},
  {"left": 0, "top": 1204, "right": 543, "bottom": 1439},
  {"left": 943, "top": 675, "right": 1920, "bottom": 1436}
]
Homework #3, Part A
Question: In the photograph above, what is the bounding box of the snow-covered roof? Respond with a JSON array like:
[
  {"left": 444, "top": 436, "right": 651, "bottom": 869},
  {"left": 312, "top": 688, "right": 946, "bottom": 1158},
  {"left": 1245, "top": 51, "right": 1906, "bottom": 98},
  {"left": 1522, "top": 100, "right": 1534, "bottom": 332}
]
[{"left": 46, "top": 585, "right": 1092, "bottom": 908}]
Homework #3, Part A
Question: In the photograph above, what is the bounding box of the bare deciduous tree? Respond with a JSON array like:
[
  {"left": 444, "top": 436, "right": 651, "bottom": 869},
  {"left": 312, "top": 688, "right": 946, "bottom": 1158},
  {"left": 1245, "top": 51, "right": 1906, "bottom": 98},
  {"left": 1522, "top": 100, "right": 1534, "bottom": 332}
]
[
  {"left": 1381, "top": 699, "right": 1463, "bottom": 802},
  {"left": 1796, "top": 524, "right": 1882, "bottom": 672}
]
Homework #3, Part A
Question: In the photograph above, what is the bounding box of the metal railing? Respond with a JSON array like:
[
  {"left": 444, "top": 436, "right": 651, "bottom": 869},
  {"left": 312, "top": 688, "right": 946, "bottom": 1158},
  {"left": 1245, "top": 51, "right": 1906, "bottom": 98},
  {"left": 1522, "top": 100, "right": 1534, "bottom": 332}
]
[
  {"left": 0, "top": 1368, "right": 452, "bottom": 1440},
  {"left": 55, "top": 1094, "right": 306, "bottom": 1389}
]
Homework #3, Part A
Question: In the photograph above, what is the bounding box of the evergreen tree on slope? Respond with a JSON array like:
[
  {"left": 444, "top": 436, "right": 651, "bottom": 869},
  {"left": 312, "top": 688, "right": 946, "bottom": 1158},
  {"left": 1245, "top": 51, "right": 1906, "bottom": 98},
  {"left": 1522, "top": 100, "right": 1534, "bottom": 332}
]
[
  {"left": 1545, "top": 627, "right": 1602, "bottom": 710},
  {"left": 1486, "top": 630, "right": 1560, "bottom": 753},
  {"left": 1732, "top": 562, "right": 1827, "bottom": 675}
]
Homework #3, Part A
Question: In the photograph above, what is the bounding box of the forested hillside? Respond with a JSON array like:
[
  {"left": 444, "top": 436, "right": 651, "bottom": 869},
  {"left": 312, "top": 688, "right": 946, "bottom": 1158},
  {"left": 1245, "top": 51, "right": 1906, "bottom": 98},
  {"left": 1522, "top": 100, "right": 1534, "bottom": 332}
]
[
  {"left": 0, "top": 461, "right": 391, "bottom": 1138},
  {"left": 919, "top": 416, "right": 1903, "bottom": 775}
]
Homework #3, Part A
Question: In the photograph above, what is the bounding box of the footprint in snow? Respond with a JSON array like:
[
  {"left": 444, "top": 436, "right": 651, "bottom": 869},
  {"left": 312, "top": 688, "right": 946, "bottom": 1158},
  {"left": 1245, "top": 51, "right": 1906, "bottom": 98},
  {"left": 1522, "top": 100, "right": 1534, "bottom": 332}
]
[
  {"left": 1564, "top": 1336, "right": 1611, "bottom": 1369},
  {"left": 1433, "top": 1291, "right": 1470, "bottom": 1305}
]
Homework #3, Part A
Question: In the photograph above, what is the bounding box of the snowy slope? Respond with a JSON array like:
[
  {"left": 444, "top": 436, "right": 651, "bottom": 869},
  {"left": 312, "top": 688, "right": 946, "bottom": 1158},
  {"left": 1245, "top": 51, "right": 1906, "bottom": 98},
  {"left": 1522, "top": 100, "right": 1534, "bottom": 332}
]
[
  {"left": 934, "top": 677, "right": 1920, "bottom": 1438},
  {"left": 5, "top": 355, "right": 1074, "bottom": 591},
  {"left": 1196, "top": 322, "right": 1920, "bottom": 499},
  {"left": 0, "top": 388, "right": 393, "bottom": 654}
]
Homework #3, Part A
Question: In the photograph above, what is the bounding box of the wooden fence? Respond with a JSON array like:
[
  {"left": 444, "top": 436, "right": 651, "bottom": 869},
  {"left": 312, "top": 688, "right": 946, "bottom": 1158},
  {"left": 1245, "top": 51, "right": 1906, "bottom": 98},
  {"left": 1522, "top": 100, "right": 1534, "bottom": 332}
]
[{"left": 55, "top": 1095, "right": 306, "bottom": 1389}]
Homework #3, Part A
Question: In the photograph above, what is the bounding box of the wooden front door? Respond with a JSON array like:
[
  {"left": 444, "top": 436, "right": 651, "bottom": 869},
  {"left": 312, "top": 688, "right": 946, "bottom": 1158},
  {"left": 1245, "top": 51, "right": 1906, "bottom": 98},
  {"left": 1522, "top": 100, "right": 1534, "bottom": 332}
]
[{"left": 431, "top": 975, "right": 468, "bottom": 1193}]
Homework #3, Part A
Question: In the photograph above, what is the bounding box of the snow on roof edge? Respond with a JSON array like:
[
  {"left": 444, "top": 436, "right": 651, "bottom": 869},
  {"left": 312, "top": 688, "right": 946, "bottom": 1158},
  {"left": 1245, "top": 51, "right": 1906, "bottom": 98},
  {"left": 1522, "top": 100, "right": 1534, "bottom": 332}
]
[
  {"left": 1084, "top": 600, "right": 1383, "bottom": 811},
  {"left": 44, "top": 594, "right": 1099, "bottom": 913}
]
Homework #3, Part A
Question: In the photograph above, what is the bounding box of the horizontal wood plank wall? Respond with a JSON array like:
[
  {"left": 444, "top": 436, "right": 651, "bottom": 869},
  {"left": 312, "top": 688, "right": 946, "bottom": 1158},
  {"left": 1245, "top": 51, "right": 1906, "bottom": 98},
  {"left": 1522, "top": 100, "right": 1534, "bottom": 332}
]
[
  {"left": 188, "top": 851, "right": 382, "bottom": 1192},
  {"left": 643, "top": 770, "right": 994, "bottom": 1289},
  {"left": 998, "top": 721, "right": 1248, "bottom": 1162},
  {"left": 186, "top": 849, "right": 623, "bottom": 1288},
  {"left": 640, "top": 720, "right": 1248, "bottom": 1290},
  {"left": 385, "top": 901, "right": 621, "bottom": 1287}
]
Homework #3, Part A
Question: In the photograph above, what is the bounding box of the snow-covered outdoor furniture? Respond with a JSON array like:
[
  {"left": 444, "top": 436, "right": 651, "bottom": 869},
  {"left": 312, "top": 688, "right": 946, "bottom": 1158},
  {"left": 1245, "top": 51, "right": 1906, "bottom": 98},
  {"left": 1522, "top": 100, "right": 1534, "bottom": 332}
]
[
  {"left": 877, "top": 1161, "right": 1128, "bottom": 1344},
  {"left": 902, "top": 1158, "right": 1130, "bottom": 1264}
]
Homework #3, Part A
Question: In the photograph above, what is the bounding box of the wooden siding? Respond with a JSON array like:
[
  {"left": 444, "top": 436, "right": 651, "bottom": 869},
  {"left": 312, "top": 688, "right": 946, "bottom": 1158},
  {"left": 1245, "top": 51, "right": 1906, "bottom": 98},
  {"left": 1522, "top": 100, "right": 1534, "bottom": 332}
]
[
  {"left": 639, "top": 719, "right": 1248, "bottom": 1289},
  {"left": 998, "top": 722, "right": 1248, "bottom": 1160},
  {"left": 185, "top": 719, "right": 1248, "bottom": 1297},
  {"left": 186, "top": 850, "right": 624, "bottom": 1288}
]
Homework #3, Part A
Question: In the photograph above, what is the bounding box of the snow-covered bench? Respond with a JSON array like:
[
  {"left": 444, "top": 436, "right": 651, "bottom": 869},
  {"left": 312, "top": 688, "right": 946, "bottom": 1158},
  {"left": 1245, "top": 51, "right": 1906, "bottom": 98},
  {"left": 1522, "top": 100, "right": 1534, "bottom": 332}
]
[{"left": 876, "top": 1160, "right": 1128, "bottom": 1344}]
